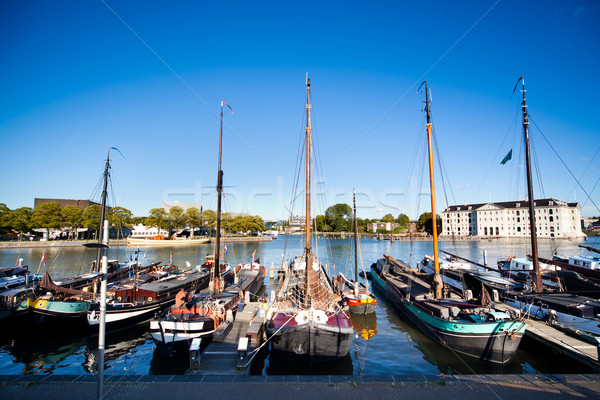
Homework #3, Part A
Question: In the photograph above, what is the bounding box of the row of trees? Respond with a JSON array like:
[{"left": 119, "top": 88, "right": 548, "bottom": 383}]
[
  {"left": 0, "top": 200, "right": 438, "bottom": 240},
  {"left": 0, "top": 202, "right": 134, "bottom": 240},
  {"left": 0, "top": 203, "right": 266, "bottom": 241},
  {"left": 314, "top": 203, "right": 440, "bottom": 234},
  {"left": 144, "top": 207, "right": 265, "bottom": 235}
]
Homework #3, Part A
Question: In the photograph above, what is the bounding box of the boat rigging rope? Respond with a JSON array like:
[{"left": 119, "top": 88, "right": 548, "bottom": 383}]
[
  {"left": 530, "top": 116, "right": 600, "bottom": 214},
  {"left": 237, "top": 311, "right": 299, "bottom": 368}
]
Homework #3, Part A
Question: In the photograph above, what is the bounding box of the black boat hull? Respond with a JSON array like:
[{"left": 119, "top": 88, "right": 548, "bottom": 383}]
[{"left": 267, "top": 320, "right": 353, "bottom": 363}]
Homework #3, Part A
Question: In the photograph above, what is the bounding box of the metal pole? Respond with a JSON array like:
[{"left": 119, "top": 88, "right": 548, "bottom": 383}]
[{"left": 97, "top": 219, "right": 109, "bottom": 400}]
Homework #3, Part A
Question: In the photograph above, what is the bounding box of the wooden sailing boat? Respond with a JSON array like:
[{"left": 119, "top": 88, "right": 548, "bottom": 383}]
[
  {"left": 337, "top": 190, "right": 376, "bottom": 314},
  {"left": 149, "top": 100, "right": 265, "bottom": 354},
  {"left": 28, "top": 149, "right": 115, "bottom": 327},
  {"left": 266, "top": 78, "right": 353, "bottom": 363},
  {"left": 370, "top": 81, "right": 527, "bottom": 364},
  {"left": 499, "top": 78, "right": 600, "bottom": 336}
]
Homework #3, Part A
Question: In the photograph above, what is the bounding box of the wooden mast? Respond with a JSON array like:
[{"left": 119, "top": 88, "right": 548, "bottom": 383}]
[
  {"left": 304, "top": 78, "right": 312, "bottom": 307},
  {"left": 212, "top": 101, "right": 225, "bottom": 294},
  {"left": 516, "top": 77, "right": 542, "bottom": 291},
  {"left": 422, "top": 81, "right": 443, "bottom": 299}
]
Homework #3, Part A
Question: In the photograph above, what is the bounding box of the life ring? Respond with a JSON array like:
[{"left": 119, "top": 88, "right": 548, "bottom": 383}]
[
  {"left": 117, "top": 297, "right": 122, "bottom": 301},
  {"left": 148, "top": 297, "right": 153, "bottom": 301}
]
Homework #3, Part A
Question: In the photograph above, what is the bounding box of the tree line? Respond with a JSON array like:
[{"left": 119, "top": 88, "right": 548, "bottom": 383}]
[
  {"left": 314, "top": 203, "right": 441, "bottom": 234},
  {"left": 0, "top": 203, "right": 265, "bottom": 241}
]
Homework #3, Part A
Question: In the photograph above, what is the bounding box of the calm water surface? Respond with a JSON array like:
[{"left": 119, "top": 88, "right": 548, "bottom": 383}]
[{"left": 1, "top": 235, "right": 598, "bottom": 376}]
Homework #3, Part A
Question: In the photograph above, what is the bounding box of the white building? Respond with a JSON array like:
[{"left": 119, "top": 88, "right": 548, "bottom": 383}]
[
  {"left": 289, "top": 215, "right": 312, "bottom": 227},
  {"left": 367, "top": 222, "right": 400, "bottom": 232},
  {"left": 441, "top": 198, "right": 584, "bottom": 239}
]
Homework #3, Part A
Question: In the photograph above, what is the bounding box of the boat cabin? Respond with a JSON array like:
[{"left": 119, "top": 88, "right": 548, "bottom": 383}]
[{"left": 568, "top": 255, "right": 600, "bottom": 270}]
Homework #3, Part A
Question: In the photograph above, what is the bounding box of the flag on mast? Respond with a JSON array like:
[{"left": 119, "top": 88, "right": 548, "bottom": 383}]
[
  {"left": 41, "top": 253, "right": 46, "bottom": 268},
  {"left": 500, "top": 149, "right": 513, "bottom": 165},
  {"left": 222, "top": 99, "right": 233, "bottom": 114},
  {"left": 224, "top": 244, "right": 228, "bottom": 255}
]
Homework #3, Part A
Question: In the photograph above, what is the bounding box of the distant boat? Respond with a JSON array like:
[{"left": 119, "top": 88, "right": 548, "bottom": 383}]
[
  {"left": 336, "top": 190, "right": 376, "bottom": 315},
  {"left": 126, "top": 236, "right": 210, "bottom": 247},
  {"left": 266, "top": 79, "right": 353, "bottom": 363},
  {"left": 370, "top": 81, "right": 526, "bottom": 364}
]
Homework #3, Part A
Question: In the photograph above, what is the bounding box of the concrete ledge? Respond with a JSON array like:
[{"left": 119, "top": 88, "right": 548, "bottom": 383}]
[{"left": 0, "top": 374, "right": 599, "bottom": 400}]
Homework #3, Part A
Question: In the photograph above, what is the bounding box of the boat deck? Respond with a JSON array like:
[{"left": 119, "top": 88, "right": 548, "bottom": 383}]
[{"left": 186, "top": 301, "right": 266, "bottom": 375}]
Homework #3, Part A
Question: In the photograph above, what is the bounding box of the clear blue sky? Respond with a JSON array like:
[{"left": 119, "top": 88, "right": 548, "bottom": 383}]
[{"left": 1, "top": 0, "right": 599, "bottom": 221}]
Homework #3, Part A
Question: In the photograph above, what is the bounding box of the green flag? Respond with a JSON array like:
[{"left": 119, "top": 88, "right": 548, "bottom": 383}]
[{"left": 500, "top": 149, "right": 512, "bottom": 165}]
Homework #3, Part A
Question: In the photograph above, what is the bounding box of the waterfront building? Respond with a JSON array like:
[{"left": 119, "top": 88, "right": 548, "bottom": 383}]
[
  {"left": 367, "top": 222, "right": 400, "bottom": 233},
  {"left": 289, "top": 215, "right": 312, "bottom": 227},
  {"left": 34, "top": 198, "right": 99, "bottom": 209},
  {"left": 441, "top": 198, "right": 584, "bottom": 239}
]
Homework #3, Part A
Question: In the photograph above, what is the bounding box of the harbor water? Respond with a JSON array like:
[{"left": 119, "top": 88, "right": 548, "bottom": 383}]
[{"left": 0, "top": 235, "right": 599, "bottom": 376}]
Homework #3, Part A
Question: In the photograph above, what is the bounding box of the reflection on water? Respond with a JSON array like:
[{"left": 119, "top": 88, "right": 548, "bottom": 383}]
[
  {"left": 350, "top": 312, "right": 378, "bottom": 340},
  {"left": 264, "top": 351, "right": 354, "bottom": 375},
  {"left": 350, "top": 312, "right": 377, "bottom": 375},
  {"left": 0, "top": 236, "right": 598, "bottom": 376}
]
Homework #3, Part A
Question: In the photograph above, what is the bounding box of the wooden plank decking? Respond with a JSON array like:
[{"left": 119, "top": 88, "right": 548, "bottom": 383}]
[
  {"left": 495, "top": 302, "right": 600, "bottom": 371},
  {"left": 186, "top": 302, "right": 266, "bottom": 375}
]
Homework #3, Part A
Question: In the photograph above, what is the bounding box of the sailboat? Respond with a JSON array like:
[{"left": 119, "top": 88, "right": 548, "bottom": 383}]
[
  {"left": 336, "top": 190, "right": 376, "bottom": 314},
  {"left": 26, "top": 150, "right": 119, "bottom": 327},
  {"left": 498, "top": 78, "right": 600, "bottom": 337},
  {"left": 265, "top": 78, "right": 353, "bottom": 363},
  {"left": 370, "top": 81, "right": 527, "bottom": 364},
  {"left": 149, "top": 100, "right": 265, "bottom": 354}
]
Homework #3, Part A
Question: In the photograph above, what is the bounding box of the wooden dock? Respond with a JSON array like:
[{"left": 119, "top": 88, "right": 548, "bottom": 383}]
[
  {"left": 495, "top": 303, "right": 600, "bottom": 371},
  {"left": 186, "top": 301, "right": 267, "bottom": 375},
  {"left": 524, "top": 318, "right": 600, "bottom": 370}
]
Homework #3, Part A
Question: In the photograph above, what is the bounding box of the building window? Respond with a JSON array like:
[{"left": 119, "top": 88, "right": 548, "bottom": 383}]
[
  {"left": 496, "top": 227, "right": 499, "bottom": 235},
  {"left": 484, "top": 227, "right": 488, "bottom": 235}
]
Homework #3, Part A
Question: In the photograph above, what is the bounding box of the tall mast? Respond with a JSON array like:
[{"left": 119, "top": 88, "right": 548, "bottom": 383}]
[
  {"left": 212, "top": 101, "right": 225, "bottom": 294},
  {"left": 95, "top": 150, "right": 110, "bottom": 273},
  {"left": 353, "top": 190, "right": 359, "bottom": 296},
  {"left": 517, "top": 77, "right": 541, "bottom": 291},
  {"left": 422, "top": 81, "right": 442, "bottom": 299},
  {"left": 304, "top": 78, "right": 312, "bottom": 307}
]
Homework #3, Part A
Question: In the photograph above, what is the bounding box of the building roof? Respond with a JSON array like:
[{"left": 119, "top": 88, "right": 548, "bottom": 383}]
[
  {"left": 34, "top": 198, "right": 99, "bottom": 209},
  {"left": 442, "top": 198, "right": 579, "bottom": 213}
]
